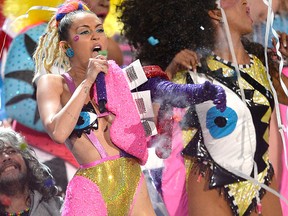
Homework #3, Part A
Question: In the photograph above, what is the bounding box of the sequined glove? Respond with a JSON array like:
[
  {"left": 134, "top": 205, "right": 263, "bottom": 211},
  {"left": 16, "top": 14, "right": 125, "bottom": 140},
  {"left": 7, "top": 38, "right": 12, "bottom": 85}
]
[
  {"left": 199, "top": 80, "right": 226, "bottom": 112},
  {"left": 139, "top": 77, "right": 226, "bottom": 111}
]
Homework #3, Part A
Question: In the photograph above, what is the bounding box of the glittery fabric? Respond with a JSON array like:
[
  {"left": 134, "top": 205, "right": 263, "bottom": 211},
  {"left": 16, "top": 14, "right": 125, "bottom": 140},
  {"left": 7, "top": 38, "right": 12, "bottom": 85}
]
[
  {"left": 179, "top": 54, "right": 275, "bottom": 215},
  {"left": 142, "top": 65, "right": 170, "bottom": 80},
  {"left": 91, "top": 61, "right": 148, "bottom": 165},
  {"left": 207, "top": 55, "right": 272, "bottom": 108},
  {"left": 62, "top": 156, "right": 143, "bottom": 216},
  {"left": 224, "top": 153, "right": 273, "bottom": 216},
  {"left": 140, "top": 65, "right": 226, "bottom": 111},
  {"left": 138, "top": 65, "right": 226, "bottom": 159}
]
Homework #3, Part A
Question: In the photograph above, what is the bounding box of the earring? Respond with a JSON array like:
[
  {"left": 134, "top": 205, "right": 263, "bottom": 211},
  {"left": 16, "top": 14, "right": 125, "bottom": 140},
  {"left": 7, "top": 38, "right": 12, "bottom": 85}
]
[{"left": 66, "top": 47, "right": 74, "bottom": 58}]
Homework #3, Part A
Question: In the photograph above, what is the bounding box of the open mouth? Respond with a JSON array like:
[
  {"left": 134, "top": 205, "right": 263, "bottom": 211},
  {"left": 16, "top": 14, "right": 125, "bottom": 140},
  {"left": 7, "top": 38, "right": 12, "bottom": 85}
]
[
  {"left": 3, "top": 166, "right": 17, "bottom": 172},
  {"left": 92, "top": 46, "right": 102, "bottom": 57},
  {"left": 92, "top": 45, "right": 101, "bottom": 53},
  {"left": 0, "top": 163, "right": 20, "bottom": 174},
  {"left": 93, "top": 46, "right": 101, "bottom": 52}
]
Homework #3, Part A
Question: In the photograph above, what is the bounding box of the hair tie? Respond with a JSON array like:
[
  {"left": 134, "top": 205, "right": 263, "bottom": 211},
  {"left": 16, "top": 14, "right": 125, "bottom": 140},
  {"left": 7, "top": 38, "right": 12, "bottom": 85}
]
[{"left": 56, "top": 1, "right": 90, "bottom": 27}]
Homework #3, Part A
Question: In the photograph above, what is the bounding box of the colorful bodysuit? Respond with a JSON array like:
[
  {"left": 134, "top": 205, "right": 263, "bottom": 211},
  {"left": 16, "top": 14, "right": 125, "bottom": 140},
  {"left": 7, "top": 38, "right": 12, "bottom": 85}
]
[
  {"left": 180, "top": 54, "right": 275, "bottom": 216},
  {"left": 61, "top": 61, "right": 146, "bottom": 216},
  {"left": 62, "top": 156, "right": 144, "bottom": 216}
]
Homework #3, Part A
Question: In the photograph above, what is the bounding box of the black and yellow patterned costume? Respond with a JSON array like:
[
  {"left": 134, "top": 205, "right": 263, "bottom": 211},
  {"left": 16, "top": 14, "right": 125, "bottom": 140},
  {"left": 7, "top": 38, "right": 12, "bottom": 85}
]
[{"left": 177, "top": 54, "right": 275, "bottom": 216}]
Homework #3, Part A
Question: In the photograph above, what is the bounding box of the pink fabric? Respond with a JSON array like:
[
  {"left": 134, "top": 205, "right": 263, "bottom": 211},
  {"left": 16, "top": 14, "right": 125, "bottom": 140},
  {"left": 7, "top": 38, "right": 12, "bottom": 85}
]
[
  {"left": 129, "top": 173, "right": 144, "bottom": 215},
  {"left": 80, "top": 155, "right": 120, "bottom": 169},
  {"left": 86, "top": 131, "right": 108, "bottom": 158},
  {"left": 161, "top": 108, "right": 188, "bottom": 216},
  {"left": 283, "top": 67, "right": 288, "bottom": 77},
  {"left": 280, "top": 104, "right": 288, "bottom": 215},
  {"left": 92, "top": 60, "right": 148, "bottom": 165},
  {"left": 62, "top": 175, "right": 108, "bottom": 216}
]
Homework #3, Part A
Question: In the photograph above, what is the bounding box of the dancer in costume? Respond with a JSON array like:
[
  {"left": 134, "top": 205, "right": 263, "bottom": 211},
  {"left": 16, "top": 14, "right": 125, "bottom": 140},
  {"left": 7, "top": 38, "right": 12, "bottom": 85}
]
[
  {"left": 33, "top": 1, "right": 155, "bottom": 215},
  {"left": 182, "top": 2, "right": 284, "bottom": 215},
  {"left": 119, "top": 0, "right": 286, "bottom": 215}
]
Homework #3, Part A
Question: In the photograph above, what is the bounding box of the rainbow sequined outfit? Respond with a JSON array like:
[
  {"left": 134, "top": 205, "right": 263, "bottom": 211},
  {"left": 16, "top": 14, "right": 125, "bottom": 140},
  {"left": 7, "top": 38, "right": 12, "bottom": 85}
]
[{"left": 180, "top": 54, "right": 275, "bottom": 216}]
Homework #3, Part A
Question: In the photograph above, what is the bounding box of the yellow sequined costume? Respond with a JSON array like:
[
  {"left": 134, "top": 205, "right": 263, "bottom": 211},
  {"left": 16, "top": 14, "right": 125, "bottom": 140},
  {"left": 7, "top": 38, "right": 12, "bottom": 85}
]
[{"left": 177, "top": 54, "right": 275, "bottom": 216}]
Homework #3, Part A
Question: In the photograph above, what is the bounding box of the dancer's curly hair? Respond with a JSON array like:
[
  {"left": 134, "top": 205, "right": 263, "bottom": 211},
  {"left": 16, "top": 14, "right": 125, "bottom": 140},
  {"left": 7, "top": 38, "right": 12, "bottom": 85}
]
[
  {"left": 119, "top": 0, "right": 279, "bottom": 72},
  {"left": 118, "top": 0, "right": 218, "bottom": 70},
  {"left": 0, "top": 127, "right": 58, "bottom": 213}
]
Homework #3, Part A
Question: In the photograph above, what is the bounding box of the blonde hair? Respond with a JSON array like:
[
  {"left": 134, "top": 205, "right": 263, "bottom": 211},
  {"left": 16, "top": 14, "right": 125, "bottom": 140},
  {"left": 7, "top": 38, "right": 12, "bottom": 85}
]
[
  {"left": 33, "top": 16, "right": 70, "bottom": 82},
  {"left": 33, "top": 1, "right": 92, "bottom": 82}
]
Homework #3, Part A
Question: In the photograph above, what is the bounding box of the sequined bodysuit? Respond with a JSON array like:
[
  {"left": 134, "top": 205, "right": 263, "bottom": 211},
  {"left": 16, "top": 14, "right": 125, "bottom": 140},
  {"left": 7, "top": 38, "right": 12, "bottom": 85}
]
[
  {"left": 180, "top": 54, "right": 275, "bottom": 216},
  {"left": 61, "top": 72, "right": 144, "bottom": 216}
]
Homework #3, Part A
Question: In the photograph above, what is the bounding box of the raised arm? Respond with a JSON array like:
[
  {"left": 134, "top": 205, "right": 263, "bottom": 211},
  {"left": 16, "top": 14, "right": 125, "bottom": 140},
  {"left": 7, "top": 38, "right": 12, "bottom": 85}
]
[
  {"left": 139, "top": 76, "right": 226, "bottom": 112},
  {"left": 36, "top": 74, "right": 93, "bottom": 143}
]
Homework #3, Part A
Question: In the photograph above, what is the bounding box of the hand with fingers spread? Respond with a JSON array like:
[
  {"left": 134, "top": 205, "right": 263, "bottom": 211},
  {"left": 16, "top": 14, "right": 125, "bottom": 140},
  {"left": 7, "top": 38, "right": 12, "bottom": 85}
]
[{"left": 165, "top": 49, "right": 199, "bottom": 79}]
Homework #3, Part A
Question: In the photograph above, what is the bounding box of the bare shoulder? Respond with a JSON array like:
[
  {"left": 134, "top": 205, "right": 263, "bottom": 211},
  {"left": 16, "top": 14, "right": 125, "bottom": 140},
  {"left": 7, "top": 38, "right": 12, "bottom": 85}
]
[
  {"left": 37, "top": 73, "right": 64, "bottom": 83},
  {"left": 36, "top": 74, "right": 65, "bottom": 92}
]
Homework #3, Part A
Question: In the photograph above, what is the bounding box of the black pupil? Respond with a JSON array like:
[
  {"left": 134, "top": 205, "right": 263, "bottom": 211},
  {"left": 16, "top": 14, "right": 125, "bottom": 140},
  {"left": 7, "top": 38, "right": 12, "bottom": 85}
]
[{"left": 214, "top": 116, "right": 227, "bottom": 128}]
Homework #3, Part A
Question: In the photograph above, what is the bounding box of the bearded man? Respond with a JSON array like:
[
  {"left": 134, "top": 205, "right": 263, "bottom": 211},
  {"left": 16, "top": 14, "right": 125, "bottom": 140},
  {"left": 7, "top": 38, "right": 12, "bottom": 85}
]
[{"left": 0, "top": 127, "right": 62, "bottom": 215}]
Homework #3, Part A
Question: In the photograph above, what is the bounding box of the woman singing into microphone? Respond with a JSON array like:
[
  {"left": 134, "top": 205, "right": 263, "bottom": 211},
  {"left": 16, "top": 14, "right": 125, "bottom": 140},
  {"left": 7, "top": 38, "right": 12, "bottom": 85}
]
[{"left": 33, "top": 1, "right": 155, "bottom": 215}]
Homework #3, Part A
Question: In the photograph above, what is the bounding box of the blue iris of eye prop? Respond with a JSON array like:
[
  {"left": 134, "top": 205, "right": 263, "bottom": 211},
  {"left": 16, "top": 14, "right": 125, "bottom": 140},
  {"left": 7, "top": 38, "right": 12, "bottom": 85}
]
[
  {"left": 74, "top": 111, "right": 98, "bottom": 130},
  {"left": 206, "top": 106, "right": 238, "bottom": 139}
]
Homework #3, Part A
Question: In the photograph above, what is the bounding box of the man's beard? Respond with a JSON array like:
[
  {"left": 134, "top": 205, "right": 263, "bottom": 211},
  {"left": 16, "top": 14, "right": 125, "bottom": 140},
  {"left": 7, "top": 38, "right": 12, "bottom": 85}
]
[{"left": 0, "top": 172, "right": 28, "bottom": 196}]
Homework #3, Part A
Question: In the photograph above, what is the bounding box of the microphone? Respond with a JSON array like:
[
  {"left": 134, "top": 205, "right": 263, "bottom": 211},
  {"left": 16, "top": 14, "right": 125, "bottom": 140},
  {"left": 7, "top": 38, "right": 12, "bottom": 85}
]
[{"left": 96, "top": 50, "right": 107, "bottom": 113}]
